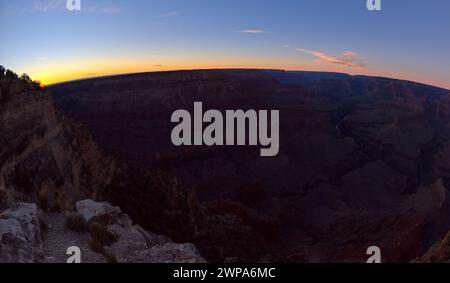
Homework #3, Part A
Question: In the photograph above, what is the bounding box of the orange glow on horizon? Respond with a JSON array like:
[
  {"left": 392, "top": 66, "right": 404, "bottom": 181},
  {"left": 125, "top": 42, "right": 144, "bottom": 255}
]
[{"left": 27, "top": 58, "right": 449, "bottom": 90}]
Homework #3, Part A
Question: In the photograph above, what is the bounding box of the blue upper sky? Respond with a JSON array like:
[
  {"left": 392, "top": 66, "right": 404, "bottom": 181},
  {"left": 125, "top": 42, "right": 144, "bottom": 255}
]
[{"left": 0, "top": 0, "right": 449, "bottom": 88}]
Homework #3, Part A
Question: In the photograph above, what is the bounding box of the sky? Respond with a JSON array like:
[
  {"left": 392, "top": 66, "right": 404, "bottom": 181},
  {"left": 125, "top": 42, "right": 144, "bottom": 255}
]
[{"left": 0, "top": 0, "right": 449, "bottom": 89}]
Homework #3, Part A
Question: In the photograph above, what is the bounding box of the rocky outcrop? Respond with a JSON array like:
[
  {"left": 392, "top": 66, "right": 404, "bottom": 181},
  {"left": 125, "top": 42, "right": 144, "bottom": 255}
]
[
  {"left": 0, "top": 76, "right": 115, "bottom": 211},
  {"left": 74, "top": 199, "right": 205, "bottom": 263},
  {"left": 48, "top": 199, "right": 205, "bottom": 263},
  {"left": 1, "top": 199, "right": 205, "bottom": 263},
  {"left": 76, "top": 199, "right": 121, "bottom": 223},
  {"left": 0, "top": 71, "right": 207, "bottom": 263},
  {"left": 0, "top": 203, "right": 43, "bottom": 263},
  {"left": 417, "top": 230, "right": 450, "bottom": 262}
]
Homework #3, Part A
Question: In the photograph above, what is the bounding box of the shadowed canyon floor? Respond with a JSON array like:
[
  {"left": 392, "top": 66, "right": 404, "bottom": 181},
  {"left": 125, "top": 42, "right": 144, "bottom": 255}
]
[{"left": 47, "top": 69, "right": 450, "bottom": 262}]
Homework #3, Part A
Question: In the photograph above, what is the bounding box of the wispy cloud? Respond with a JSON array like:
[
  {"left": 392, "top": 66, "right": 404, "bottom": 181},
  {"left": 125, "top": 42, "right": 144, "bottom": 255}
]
[
  {"left": 32, "top": 0, "right": 120, "bottom": 14},
  {"left": 85, "top": 5, "right": 121, "bottom": 14},
  {"left": 157, "top": 11, "right": 179, "bottom": 18},
  {"left": 296, "top": 48, "right": 366, "bottom": 68},
  {"left": 33, "top": 0, "right": 64, "bottom": 12},
  {"left": 35, "top": 57, "right": 48, "bottom": 61},
  {"left": 238, "top": 29, "right": 267, "bottom": 34}
]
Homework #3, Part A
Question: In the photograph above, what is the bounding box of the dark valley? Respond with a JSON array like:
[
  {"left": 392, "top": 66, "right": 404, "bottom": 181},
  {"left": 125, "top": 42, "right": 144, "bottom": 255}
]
[{"left": 43, "top": 69, "right": 450, "bottom": 262}]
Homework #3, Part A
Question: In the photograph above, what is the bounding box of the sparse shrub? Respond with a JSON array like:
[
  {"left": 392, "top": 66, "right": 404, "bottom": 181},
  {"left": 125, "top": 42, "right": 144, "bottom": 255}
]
[
  {"left": 89, "top": 222, "right": 119, "bottom": 245},
  {"left": 0, "top": 190, "right": 8, "bottom": 211},
  {"left": 50, "top": 203, "right": 62, "bottom": 213},
  {"left": 93, "top": 214, "right": 113, "bottom": 226},
  {"left": 33, "top": 80, "right": 45, "bottom": 90},
  {"left": 20, "top": 73, "right": 32, "bottom": 84},
  {"left": 37, "top": 190, "right": 63, "bottom": 213},
  {"left": 37, "top": 190, "right": 49, "bottom": 212},
  {"left": 88, "top": 237, "right": 118, "bottom": 263},
  {"left": 5, "top": 69, "right": 17, "bottom": 79},
  {"left": 33, "top": 249, "right": 46, "bottom": 261},
  {"left": 65, "top": 213, "right": 88, "bottom": 232},
  {"left": 104, "top": 252, "right": 118, "bottom": 263},
  {"left": 88, "top": 238, "right": 106, "bottom": 254},
  {"left": 39, "top": 217, "right": 48, "bottom": 235}
]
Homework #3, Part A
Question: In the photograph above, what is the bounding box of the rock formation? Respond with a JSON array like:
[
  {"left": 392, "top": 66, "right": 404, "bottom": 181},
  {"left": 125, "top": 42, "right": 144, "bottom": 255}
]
[
  {"left": 0, "top": 70, "right": 206, "bottom": 263},
  {"left": 418, "top": 230, "right": 450, "bottom": 263},
  {"left": 0, "top": 203, "right": 43, "bottom": 263},
  {"left": 0, "top": 73, "right": 114, "bottom": 211},
  {"left": 0, "top": 199, "right": 205, "bottom": 263}
]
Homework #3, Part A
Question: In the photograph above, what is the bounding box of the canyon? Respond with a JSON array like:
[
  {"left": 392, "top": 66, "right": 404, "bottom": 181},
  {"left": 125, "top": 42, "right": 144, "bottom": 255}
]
[
  {"left": 47, "top": 69, "right": 450, "bottom": 262},
  {"left": 2, "top": 68, "right": 450, "bottom": 262}
]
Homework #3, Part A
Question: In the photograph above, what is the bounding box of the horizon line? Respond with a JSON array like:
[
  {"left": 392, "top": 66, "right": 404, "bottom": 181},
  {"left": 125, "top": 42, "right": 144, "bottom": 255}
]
[{"left": 43, "top": 68, "right": 450, "bottom": 91}]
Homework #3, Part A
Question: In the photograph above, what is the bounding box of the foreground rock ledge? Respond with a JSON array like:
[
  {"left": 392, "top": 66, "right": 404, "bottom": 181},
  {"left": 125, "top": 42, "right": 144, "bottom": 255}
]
[
  {"left": 0, "top": 203, "right": 43, "bottom": 263},
  {"left": 0, "top": 200, "right": 206, "bottom": 263}
]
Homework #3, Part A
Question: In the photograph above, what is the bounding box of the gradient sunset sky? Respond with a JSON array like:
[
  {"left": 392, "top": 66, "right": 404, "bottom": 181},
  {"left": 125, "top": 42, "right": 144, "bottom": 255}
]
[{"left": 0, "top": 0, "right": 449, "bottom": 89}]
